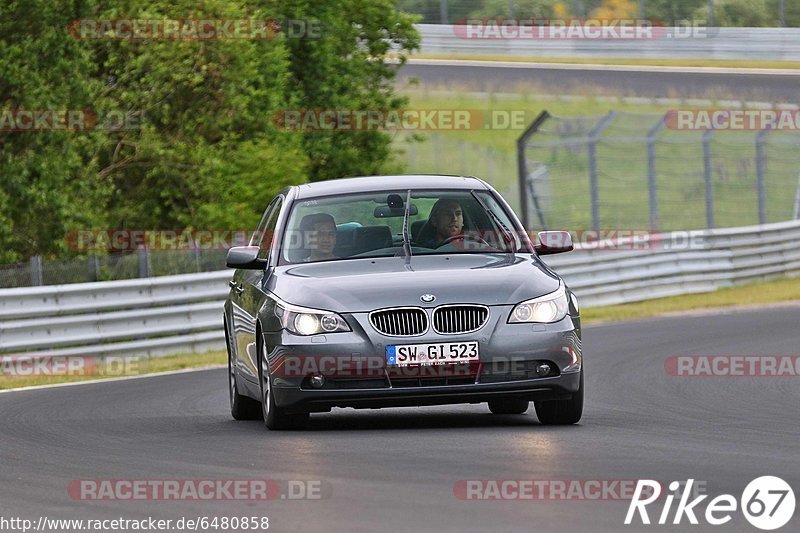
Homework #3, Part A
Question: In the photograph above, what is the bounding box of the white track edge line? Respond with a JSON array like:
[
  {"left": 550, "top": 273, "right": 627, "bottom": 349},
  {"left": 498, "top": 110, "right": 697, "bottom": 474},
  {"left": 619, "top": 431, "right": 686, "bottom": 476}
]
[{"left": 0, "top": 364, "right": 227, "bottom": 395}]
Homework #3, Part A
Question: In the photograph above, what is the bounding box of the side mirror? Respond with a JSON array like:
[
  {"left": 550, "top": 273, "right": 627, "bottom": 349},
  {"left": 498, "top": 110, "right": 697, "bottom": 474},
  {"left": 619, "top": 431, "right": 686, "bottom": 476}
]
[
  {"left": 535, "top": 231, "right": 574, "bottom": 255},
  {"left": 226, "top": 246, "right": 268, "bottom": 269}
]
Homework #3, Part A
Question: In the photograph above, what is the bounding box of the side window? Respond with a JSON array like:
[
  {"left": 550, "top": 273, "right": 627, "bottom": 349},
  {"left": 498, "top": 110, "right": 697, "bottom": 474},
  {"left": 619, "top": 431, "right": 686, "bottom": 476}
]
[
  {"left": 257, "top": 197, "right": 283, "bottom": 260},
  {"left": 249, "top": 197, "right": 281, "bottom": 247}
]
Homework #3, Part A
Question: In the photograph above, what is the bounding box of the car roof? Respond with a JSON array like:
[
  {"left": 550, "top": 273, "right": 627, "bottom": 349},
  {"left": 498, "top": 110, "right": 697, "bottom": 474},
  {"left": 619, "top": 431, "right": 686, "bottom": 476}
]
[{"left": 292, "top": 175, "right": 490, "bottom": 199}]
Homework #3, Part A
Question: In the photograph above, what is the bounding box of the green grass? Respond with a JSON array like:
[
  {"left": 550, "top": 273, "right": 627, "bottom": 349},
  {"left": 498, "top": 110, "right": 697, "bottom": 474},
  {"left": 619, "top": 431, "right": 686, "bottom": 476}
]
[
  {"left": 582, "top": 276, "right": 800, "bottom": 324},
  {"left": 0, "top": 350, "right": 225, "bottom": 391},
  {"left": 410, "top": 53, "right": 800, "bottom": 70}
]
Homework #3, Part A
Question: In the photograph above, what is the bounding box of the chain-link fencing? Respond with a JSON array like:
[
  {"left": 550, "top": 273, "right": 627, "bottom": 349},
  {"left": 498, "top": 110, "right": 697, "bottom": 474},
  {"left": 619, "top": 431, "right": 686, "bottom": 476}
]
[
  {"left": 519, "top": 111, "right": 800, "bottom": 231},
  {"left": 0, "top": 249, "right": 229, "bottom": 289}
]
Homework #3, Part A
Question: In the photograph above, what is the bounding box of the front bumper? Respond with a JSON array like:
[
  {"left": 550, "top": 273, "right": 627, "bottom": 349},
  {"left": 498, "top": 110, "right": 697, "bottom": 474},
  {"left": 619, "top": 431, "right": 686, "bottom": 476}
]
[{"left": 262, "top": 305, "right": 582, "bottom": 412}]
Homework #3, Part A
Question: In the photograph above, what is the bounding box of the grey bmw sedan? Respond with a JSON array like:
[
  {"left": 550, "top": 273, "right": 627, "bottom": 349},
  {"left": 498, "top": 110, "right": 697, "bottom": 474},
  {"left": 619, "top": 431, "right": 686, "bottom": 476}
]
[{"left": 224, "top": 175, "right": 582, "bottom": 430}]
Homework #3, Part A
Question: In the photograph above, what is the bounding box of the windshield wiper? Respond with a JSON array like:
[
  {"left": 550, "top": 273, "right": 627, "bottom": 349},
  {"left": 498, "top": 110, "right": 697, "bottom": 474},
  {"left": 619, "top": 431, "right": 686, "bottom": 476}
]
[
  {"left": 401, "top": 189, "right": 412, "bottom": 259},
  {"left": 471, "top": 191, "right": 516, "bottom": 256}
]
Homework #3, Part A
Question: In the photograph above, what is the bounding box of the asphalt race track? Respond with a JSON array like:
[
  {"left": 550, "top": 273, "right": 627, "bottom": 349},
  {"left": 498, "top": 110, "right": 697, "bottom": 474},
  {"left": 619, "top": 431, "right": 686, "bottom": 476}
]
[
  {"left": 1, "top": 306, "right": 798, "bottom": 532},
  {"left": 399, "top": 60, "right": 800, "bottom": 102}
]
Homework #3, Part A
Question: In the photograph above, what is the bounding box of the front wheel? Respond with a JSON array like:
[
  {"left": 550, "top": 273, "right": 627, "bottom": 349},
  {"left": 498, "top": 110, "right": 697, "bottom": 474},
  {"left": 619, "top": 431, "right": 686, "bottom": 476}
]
[
  {"left": 227, "top": 321, "right": 261, "bottom": 420},
  {"left": 534, "top": 370, "right": 584, "bottom": 425},
  {"left": 259, "top": 338, "right": 309, "bottom": 430}
]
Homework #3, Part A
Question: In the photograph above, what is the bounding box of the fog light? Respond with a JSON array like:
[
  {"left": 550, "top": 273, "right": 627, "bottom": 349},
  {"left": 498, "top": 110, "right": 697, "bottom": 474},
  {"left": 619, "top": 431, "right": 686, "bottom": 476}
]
[
  {"left": 536, "top": 363, "right": 551, "bottom": 377},
  {"left": 309, "top": 374, "right": 325, "bottom": 388}
]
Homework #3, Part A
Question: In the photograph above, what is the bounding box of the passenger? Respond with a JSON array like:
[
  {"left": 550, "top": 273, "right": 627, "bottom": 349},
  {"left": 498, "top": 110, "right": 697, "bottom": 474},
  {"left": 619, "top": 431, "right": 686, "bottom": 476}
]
[{"left": 299, "top": 213, "right": 338, "bottom": 262}]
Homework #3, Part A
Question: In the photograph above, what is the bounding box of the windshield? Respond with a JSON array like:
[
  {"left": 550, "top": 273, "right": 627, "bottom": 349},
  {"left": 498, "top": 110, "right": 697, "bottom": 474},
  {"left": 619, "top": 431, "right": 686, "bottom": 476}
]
[{"left": 280, "top": 189, "right": 526, "bottom": 264}]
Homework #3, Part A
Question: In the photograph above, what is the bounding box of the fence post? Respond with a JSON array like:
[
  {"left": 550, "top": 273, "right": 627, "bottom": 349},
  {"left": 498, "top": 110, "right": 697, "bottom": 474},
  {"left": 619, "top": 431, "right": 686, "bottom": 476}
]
[
  {"left": 793, "top": 171, "right": 800, "bottom": 220},
  {"left": 702, "top": 129, "right": 715, "bottom": 229},
  {"left": 29, "top": 255, "right": 43, "bottom": 286},
  {"left": 88, "top": 255, "right": 100, "bottom": 282},
  {"left": 588, "top": 111, "right": 618, "bottom": 230},
  {"left": 137, "top": 246, "right": 150, "bottom": 278},
  {"left": 647, "top": 117, "right": 666, "bottom": 230},
  {"left": 516, "top": 110, "right": 551, "bottom": 229},
  {"left": 755, "top": 128, "right": 769, "bottom": 225}
]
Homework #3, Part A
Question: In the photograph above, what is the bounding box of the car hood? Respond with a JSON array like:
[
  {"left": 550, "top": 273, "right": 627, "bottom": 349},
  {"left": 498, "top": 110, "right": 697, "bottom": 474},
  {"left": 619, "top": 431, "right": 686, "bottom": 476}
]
[{"left": 267, "top": 254, "right": 561, "bottom": 313}]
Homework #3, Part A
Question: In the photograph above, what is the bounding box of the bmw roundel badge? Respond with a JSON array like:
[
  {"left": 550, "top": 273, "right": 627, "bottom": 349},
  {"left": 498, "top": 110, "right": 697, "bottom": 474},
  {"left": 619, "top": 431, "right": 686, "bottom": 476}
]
[{"left": 420, "top": 294, "right": 436, "bottom": 303}]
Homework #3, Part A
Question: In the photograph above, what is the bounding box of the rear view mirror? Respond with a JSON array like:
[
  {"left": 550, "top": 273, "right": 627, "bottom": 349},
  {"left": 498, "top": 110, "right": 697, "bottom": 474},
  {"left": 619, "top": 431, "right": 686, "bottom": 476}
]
[
  {"left": 535, "top": 231, "right": 574, "bottom": 255},
  {"left": 226, "top": 246, "right": 268, "bottom": 269},
  {"left": 374, "top": 204, "right": 418, "bottom": 218}
]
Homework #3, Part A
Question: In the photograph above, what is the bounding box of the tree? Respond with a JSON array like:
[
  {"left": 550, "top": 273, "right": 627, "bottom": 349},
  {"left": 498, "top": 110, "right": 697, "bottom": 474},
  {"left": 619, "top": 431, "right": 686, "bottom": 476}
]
[
  {"left": 0, "top": 0, "right": 106, "bottom": 262},
  {"left": 272, "top": 0, "right": 420, "bottom": 182},
  {"left": 84, "top": 0, "right": 308, "bottom": 231},
  {"left": 466, "top": 0, "right": 572, "bottom": 19},
  {"left": 643, "top": 0, "right": 711, "bottom": 26},
  {"left": 1, "top": 0, "right": 419, "bottom": 265},
  {"left": 592, "top": 0, "right": 638, "bottom": 18},
  {"left": 701, "top": 0, "right": 773, "bottom": 26}
]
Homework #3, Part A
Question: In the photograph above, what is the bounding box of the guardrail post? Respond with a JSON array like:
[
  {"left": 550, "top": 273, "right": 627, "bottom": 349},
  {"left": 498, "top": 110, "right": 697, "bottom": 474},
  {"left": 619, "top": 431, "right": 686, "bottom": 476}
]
[
  {"left": 29, "top": 255, "right": 43, "bottom": 286},
  {"left": 137, "top": 246, "right": 150, "bottom": 278},
  {"left": 702, "top": 129, "right": 715, "bottom": 229},
  {"left": 588, "top": 111, "right": 618, "bottom": 230},
  {"left": 647, "top": 117, "right": 666, "bottom": 230},
  {"left": 516, "top": 110, "right": 550, "bottom": 229},
  {"left": 755, "top": 128, "right": 769, "bottom": 225}
]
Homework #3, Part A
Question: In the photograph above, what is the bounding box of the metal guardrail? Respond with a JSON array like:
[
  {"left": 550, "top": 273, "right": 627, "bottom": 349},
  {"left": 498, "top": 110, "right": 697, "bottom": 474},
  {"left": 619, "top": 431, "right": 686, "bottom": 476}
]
[
  {"left": 1, "top": 219, "right": 799, "bottom": 360},
  {"left": 0, "top": 271, "right": 231, "bottom": 358},
  {"left": 416, "top": 25, "right": 800, "bottom": 61},
  {"left": 545, "top": 219, "right": 800, "bottom": 306}
]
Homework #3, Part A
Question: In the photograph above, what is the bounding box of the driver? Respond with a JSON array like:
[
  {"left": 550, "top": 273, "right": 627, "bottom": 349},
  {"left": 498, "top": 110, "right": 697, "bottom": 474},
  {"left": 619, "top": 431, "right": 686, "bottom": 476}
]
[{"left": 418, "top": 198, "right": 464, "bottom": 248}]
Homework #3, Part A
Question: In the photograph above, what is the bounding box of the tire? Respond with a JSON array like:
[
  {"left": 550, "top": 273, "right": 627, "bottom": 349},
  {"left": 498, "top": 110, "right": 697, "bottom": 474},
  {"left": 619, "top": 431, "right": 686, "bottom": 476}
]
[
  {"left": 259, "top": 335, "right": 309, "bottom": 431},
  {"left": 534, "top": 370, "right": 584, "bottom": 425},
  {"left": 488, "top": 397, "right": 530, "bottom": 415},
  {"left": 227, "top": 321, "right": 261, "bottom": 421}
]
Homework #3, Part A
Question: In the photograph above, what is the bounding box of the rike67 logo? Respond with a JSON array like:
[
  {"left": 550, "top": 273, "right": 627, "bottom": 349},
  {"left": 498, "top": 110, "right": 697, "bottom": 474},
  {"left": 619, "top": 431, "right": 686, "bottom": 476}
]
[{"left": 626, "top": 477, "right": 796, "bottom": 530}]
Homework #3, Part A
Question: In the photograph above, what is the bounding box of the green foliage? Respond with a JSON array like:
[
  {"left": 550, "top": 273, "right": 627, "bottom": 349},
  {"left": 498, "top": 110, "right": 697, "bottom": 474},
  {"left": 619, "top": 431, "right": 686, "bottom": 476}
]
[
  {"left": 396, "top": 0, "right": 477, "bottom": 23},
  {"left": 0, "top": 0, "right": 418, "bottom": 263},
  {"left": 642, "top": 0, "right": 706, "bottom": 25},
  {"left": 464, "top": 0, "right": 571, "bottom": 19},
  {"left": 85, "top": 0, "right": 307, "bottom": 232},
  {"left": 0, "top": 0, "right": 106, "bottom": 262},
  {"left": 702, "top": 0, "right": 774, "bottom": 26},
  {"left": 273, "top": 0, "right": 420, "bottom": 181}
]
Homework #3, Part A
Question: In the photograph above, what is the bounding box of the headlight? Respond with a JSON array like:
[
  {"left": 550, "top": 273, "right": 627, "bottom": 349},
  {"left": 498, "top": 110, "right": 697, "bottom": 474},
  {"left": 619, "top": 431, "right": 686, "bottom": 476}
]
[
  {"left": 508, "top": 285, "right": 569, "bottom": 324},
  {"left": 274, "top": 300, "right": 350, "bottom": 336}
]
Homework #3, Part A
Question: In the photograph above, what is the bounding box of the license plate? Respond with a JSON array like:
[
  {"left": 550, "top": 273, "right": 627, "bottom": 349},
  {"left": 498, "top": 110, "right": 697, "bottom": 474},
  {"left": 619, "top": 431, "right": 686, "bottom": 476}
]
[{"left": 386, "top": 341, "right": 479, "bottom": 366}]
